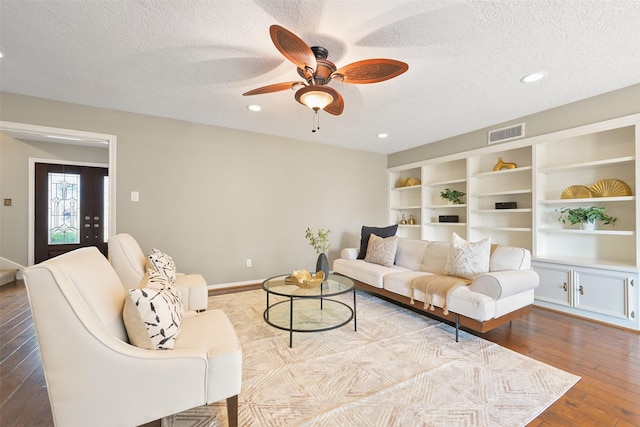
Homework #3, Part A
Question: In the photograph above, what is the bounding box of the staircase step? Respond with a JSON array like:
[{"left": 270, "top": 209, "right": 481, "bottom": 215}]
[{"left": 0, "top": 269, "right": 18, "bottom": 286}]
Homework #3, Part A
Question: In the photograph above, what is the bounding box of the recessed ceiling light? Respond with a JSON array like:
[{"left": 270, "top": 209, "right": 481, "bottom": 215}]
[
  {"left": 520, "top": 72, "right": 546, "bottom": 83},
  {"left": 377, "top": 133, "right": 388, "bottom": 139},
  {"left": 0, "top": 52, "right": 4, "bottom": 58},
  {"left": 247, "top": 104, "right": 262, "bottom": 112}
]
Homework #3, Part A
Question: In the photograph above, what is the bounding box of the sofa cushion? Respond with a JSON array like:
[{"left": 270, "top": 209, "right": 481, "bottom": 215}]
[
  {"left": 489, "top": 245, "right": 531, "bottom": 271},
  {"left": 364, "top": 234, "right": 398, "bottom": 267},
  {"left": 333, "top": 258, "right": 408, "bottom": 288},
  {"left": 420, "top": 241, "right": 450, "bottom": 274},
  {"left": 123, "top": 270, "right": 184, "bottom": 350},
  {"left": 444, "top": 233, "right": 491, "bottom": 280},
  {"left": 395, "top": 238, "right": 429, "bottom": 270},
  {"left": 146, "top": 248, "right": 177, "bottom": 283},
  {"left": 357, "top": 225, "right": 398, "bottom": 259}
]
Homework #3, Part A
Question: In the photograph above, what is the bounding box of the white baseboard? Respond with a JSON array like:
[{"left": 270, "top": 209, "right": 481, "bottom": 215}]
[{"left": 208, "top": 279, "right": 265, "bottom": 290}]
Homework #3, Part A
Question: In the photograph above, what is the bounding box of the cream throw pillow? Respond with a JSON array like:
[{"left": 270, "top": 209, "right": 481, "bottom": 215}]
[
  {"left": 444, "top": 233, "right": 491, "bottom": 280},
  {"left": 364, "top": 234, "right": 398, "bottom": 267},
  {"left": 146, "top": 248, "right": 177, "bottom": 284}
]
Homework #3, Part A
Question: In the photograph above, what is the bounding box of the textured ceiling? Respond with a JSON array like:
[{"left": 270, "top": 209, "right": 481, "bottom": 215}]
[{"left": 1, "top": 0, "right": 639, "bottom": 154}]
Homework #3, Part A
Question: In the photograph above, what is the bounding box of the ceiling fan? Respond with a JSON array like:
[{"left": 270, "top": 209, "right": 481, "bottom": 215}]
[{"left": 243, "top": 25, "right": 409, "bottom": 131}]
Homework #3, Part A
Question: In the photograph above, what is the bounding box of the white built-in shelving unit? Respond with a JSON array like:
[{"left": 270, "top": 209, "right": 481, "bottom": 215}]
[{"left": 388, "top": 113, "right": 640, "bottom": 330}]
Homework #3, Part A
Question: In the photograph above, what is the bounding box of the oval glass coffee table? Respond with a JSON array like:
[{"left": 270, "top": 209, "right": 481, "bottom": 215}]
[{"left": 262, "top": 273, "right": 356, "bottom": 347}]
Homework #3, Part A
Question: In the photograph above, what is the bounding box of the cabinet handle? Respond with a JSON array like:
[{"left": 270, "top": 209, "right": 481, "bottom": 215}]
[
  {"left": 579, "top": 285, "right": 584, "bottom": 295},
  {"left": 562, "top": 283, "right": 568, "bottom": 292}
]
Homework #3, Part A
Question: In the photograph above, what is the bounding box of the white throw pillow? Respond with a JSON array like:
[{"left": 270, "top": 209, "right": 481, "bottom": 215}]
[
  {"left": 364, "top": 234, "right": 398, "bottom": 267},
  {"left": 123, "top": 270, "right": 183, "bottom": 350},
  {"left": 146, "top": 248, "right": 177, "bottom": 283},
  {"left": 444, "top": 233, "right": 491, "bottom": 280}
]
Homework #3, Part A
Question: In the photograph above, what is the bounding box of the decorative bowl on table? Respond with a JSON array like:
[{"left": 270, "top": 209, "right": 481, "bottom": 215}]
[{"left": 285, "top": 270, "right": 325, "bottom": 288}]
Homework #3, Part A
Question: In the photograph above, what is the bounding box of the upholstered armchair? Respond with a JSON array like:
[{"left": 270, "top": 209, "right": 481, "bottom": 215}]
[
  {"left": 108, "top": 233, "right": 209, "bottom": 311},
  {"left": 23, "top": 247, "right": 242, "bottom": 427}
]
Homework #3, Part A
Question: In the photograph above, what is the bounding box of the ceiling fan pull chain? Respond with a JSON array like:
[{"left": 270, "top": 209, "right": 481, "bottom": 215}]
[{"left": 312, "top": 109, "right": 320, "bottom": 132}]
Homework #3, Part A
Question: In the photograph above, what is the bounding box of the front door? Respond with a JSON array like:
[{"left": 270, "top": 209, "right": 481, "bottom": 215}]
[{"left": 34, "top": 163, "right": 109, "bottom": 263}]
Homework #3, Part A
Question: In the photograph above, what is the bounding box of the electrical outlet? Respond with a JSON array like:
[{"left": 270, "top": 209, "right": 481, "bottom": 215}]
[{"left": 246, "top": 259, "right": 252, "bottom": 268}]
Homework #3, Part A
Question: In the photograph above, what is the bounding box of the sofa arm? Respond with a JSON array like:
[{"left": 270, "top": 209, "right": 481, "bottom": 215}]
[
  {"left": 470, "top": 269, "right": 539, "bottom": 299},
  {"left": 340, "top": 248, "right": 359, "bottom": 260}
]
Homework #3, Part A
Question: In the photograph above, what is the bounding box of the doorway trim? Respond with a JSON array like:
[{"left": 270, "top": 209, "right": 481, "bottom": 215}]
[{"left": 0, "top": 121, "right": 117, "bottom": 266}]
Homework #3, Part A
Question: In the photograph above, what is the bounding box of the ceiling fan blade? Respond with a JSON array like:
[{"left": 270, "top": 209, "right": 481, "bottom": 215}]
[
  {"left": 242, "top": 81, "right": 303, "bottom": 96},
  {"left": 332, "top": 59, "right": 408, "bottom": 84},
  {"left": 269, "top": 25, "right": 317, "bottom": 73},
  {"left": 324, "top": 91, "right": 344, "bottom": 116}
]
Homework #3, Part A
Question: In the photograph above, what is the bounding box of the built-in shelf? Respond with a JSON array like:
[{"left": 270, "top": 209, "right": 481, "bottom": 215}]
[
  {"left": 537, "top": 156, "right": 635, "bottom": 174},
  {"left": 474, "top": 189, "right": 532, "bottom": 197},
  {"left": 391, "top": 184, "right": 421, "bottom": 192},
  {"left": 538, "top": 228, "right": 634, "bottom": 236},
  {"left": 471, "top": 165, "right": 532, "bottom": 178},
  {"left": 424, "top": 178, "right": 466, "bottom": 186},
  {"left": 539, "top": 196, "right": 635, "bottom": 205},
  {"left": 473, "top": 208, "right": 532, "bottom": 213},
  {"left": 425, "top": 204, "right": 467, "bottom": 209},
  {"left": 471, "top": 226, "right": 532, "bottom": 232},
  {"left": 390, "top": 205, "right": 421, "bottom": 210}
]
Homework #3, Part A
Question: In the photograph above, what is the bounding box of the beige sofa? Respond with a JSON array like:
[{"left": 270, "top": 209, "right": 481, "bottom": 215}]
[
  {"left": 333, "top": 237, "right": 539, "bottom": 339},
  {"left": 22, "top": 246, "right": 242, "bottom": 427}
]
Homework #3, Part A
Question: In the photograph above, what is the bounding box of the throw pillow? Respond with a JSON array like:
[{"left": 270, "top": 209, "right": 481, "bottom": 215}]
[
  {"left": 364, "top": 234, "right": 398, "bottom": 267},
  {"left": 444, "top": 233, "right": 491, "bottom": 280},
  {"left": 357, "top": 225, "right": 398, "bottom": 259},
  {"left": 146, "top": 248, "right": 177, "bottom": 283},
  {"left": 123, "top": 270, "right": 183, "bottom": 350}
]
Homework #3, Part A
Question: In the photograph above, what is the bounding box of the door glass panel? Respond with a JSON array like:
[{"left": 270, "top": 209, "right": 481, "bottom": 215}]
[
  {"left": 48, "top": 172, "right": 80, "bottom": 244},
  {"left": 103, "top": 175, "right": 109, "bottom": 242}
]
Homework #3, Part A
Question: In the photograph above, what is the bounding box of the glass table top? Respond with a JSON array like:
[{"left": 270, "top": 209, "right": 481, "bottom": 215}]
[{"left": 262, "top": 273, "right": 354, "bottom": 298}]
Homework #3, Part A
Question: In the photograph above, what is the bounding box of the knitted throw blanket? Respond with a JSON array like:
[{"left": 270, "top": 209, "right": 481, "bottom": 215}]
[{"left": 409, "top": 274, "right": 471, "bottom": 315}]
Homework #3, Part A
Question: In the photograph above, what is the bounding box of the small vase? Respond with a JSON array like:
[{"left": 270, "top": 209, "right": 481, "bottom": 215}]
[
  {"left": 580, "top": 221, "right": 596, "bottom": 231},
  {"left": 316, "top": 252, "right": 329, "bottom": 281}
]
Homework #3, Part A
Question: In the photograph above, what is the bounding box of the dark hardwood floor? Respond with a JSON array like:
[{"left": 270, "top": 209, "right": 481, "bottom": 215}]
[{"left": 1, "top": 280, "right": 639, "bottom": 426}]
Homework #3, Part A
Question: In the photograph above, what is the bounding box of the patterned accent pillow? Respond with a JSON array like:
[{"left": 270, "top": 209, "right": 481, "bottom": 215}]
[
  {"left": 364, "top": 234, "right": 399, "bottom": 267},
  {"left": 123, "top": 270, "right": 183, "bottom": 350},
  {"left": 444, "top": 233, "right": 491, "bottom": 280},
  {"left": 146, "top": 248, "right": 177, "bottom": 284},
  {"left": 357, "top": 225, "right": 398, "bottom": 259}
]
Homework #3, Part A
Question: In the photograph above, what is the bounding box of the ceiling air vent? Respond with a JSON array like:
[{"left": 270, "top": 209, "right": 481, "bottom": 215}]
[{"left": 488, "top": 123, "right": 525, "bottom": 144}]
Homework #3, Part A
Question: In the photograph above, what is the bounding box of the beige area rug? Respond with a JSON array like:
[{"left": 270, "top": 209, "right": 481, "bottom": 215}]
[{"left": 162, "top": 289, "right": 579, "bottom": 426}]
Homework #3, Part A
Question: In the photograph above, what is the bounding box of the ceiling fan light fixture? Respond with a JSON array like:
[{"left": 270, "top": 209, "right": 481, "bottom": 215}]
[{"left": 295, "top": 85, "right": 338, "bottom": 111}]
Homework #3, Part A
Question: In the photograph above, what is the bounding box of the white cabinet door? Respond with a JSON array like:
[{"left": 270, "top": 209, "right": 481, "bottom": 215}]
[
  {"left": 533, "top": 264, "right": 572, "bottom": 307},
  {"left": 574, "top": 269, "right": 631, "bottom": 320}
]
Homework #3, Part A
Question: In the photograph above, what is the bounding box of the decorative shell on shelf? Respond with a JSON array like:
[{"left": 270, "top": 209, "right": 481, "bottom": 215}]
[
  {"left": 286, "top": 269, "right": 325, "bottom": 288},
  {"left": 590, "top": 179, "right": 632, "bottom": 197},
  {"left": 406, "top": 177, "right": 421, "bottom": 186},
  {"left": 396, "top": 177, "right": 409, "bottom": 187},
  {"left": 561, "top": 185, "right": 593, "bottom": 199}
]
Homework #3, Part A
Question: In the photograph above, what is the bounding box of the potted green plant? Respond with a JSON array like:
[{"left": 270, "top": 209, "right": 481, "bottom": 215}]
[
  {"left": 305, "top": 227, "right": 331, "bottom": 279},
  {"left": 557, "top": 206, "right": 617, "bottom": 230},
  {"left": 440, "top": 188, "right": 466, "bottom": 204}
]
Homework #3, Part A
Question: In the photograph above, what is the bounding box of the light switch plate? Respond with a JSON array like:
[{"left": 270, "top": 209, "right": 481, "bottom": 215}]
[{"left": 130, "top": 191, "right": 139, "bottom": 202}]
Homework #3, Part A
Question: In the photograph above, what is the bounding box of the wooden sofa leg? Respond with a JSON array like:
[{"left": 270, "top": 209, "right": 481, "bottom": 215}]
[{"left": 226, "top": 395, "right": 238, "bottom": 427}]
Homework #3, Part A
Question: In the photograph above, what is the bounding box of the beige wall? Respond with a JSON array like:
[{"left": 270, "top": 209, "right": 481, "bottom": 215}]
[
  {"left": 389, "top": 84, "right": 640, "bottom": 168},
  {"left": 0, "top": 134, "right": 109, "bottom": 266},
  {"left": 0, "top": 92, "right": 388, "bottom": 284}
]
